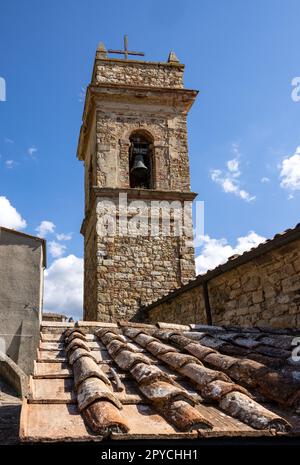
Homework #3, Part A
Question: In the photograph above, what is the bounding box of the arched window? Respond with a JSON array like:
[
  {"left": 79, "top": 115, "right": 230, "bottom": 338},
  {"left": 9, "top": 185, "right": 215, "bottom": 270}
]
[{"left": 129, "top": 133, "right": 153, "bottom": 189}]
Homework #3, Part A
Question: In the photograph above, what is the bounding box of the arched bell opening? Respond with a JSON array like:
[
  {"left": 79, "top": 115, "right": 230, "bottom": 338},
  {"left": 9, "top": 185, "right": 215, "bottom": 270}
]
[{"left": 129, "top": 132, "right": 153, "bottom": 189}]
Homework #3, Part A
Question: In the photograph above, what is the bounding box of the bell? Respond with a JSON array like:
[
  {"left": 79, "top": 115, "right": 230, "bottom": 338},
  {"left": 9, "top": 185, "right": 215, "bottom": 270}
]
[{"left": 131, "top": 153, "right": 148, "bottom": 175}]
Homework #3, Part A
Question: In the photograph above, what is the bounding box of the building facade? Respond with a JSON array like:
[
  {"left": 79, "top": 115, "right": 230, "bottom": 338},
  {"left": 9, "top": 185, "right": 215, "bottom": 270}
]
[
  {"left": 146, "top": 225, "right": 300, "bottom": 328},
  {"left": 0, "top": 227, "right": 46, "bottom": 374},
  {"left": 78, "top": 44, "right": 198, "bottom": 321}
]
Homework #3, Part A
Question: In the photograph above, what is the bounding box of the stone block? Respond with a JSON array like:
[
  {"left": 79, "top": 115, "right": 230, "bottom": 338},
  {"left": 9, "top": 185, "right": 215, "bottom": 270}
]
[
  {"left": 239, "top": 294, "right": 252, "bottom": 308},
  {"left": 276, "top": 294, "right": 290, "bottom": 304},
  {"left": 270, "top": 315, "right": 296, "bottom": 328},
  {"left": 293, "top": 258, "right": 300, "bottom": 273},
  {"left": 252, "top": 290, "right": 263, "bottom": 304},
  {"left": 243, "top": 276, "right": 260, "bottom": 292},
  {"left": 263, "top": 285, "right": 276, "bottom": 299},
  {"left": 282, "top": 275, "right": 300, "bottom": 293}
]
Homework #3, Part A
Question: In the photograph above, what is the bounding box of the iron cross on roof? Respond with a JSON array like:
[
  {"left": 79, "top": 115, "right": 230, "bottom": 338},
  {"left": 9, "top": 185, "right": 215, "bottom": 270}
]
[{"left": 108, "top": 35, "right": 145, "bottom": 60}]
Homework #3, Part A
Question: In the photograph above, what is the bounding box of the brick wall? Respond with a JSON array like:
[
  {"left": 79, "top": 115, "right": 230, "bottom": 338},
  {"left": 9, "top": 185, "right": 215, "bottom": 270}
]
[{"left": 147, "top": 237, "right": 300, "bottom": 328}]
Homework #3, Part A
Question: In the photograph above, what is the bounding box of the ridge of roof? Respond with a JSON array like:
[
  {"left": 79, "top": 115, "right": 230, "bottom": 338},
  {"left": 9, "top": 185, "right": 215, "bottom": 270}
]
[{"left": 40, "top": 319, "right": 300, "bottom": 336}]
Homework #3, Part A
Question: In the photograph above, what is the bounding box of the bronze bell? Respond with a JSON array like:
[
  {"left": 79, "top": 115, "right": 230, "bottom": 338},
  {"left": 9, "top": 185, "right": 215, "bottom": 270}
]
[{"left": 131, "top": 153, "right": 148, "bottom": 175}]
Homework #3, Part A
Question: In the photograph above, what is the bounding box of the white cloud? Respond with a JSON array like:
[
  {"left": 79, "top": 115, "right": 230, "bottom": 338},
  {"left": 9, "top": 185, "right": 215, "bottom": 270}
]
[
  {"left": 261, "top": 176, "right": 270, "bottom": 183},
  {"left": 234, "top": 231, "right": 266, "bottom": 254},
  {"left": 211, "top": 169, "right": 255, "bottom": 202},
  {"left": 49, "top": 240, "right": 66, "bottom": 258},
  {"left": 0, "top": 196, "right": 27, "bottom": 230},
  {"left": 43, "top": 254, "right": 83, "bottom": 319},
  {"left": 36, "top": 220, "right": 55, "bottom": 238},
  {"left": 4, "top": 138, "right": 14, "bottom": 144},
  {"left": 222, "top": 178, "right": 237, "bottom": 194},
  {"left": 279, "top": 146, "right": 300, "bottom": 191},
  {"left": 227, "top": 158, "right": 240, "bottom": 176},
  {"left": 56, "top": 232, "right": 72, "bottom": 241},
  {"left": 5, "top": 159, "right": 17, "bottom": 169},
  {"left": 211, "top": 169, "right": 222, "bottom": 182},
  {"left": 210, "top": 145, "right": 255, "bottom": 202},
  {"left": 195, "top": 231, "right": 266, "bottom": 275},
  {"left": 27, "top": 146, "right": 37, "bottom": 157},
  {"left": 241, "top": 189, "right": 253, "bottom": 202},
  {"left": 231, "top": 142, "right": 240, "bottom": 157}
]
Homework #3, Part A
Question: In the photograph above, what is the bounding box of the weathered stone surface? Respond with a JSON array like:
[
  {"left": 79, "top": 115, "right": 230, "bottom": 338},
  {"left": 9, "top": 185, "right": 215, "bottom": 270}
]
[
  {"left": 80, "top": 55, "right": 197, "bottom": 322},
  {"left": 0, "top": 379, "right": 22, "bottom": 445},
  {"left": 220, "top": 392, "right": 291, "bottom": 432},
  {"left": 82, "top": 400, "right": 129, "bottom": 436},
  {"left": 73, "top": 355, "right": 111, "bottom": 390},
  {"left": 95, "top": 60, "right": 184, "bottom": 89},
  {"left": 77, "top": 377, "right": 122, "bottom": 412},
  {"left": 148, "top": 237, "right": 300, "bottom": 328}
]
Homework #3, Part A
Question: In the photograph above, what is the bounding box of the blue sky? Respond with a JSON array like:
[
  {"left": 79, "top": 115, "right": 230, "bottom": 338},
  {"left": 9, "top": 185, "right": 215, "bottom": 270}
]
[{"left": 1, "top": 0, "right": 300, "bottom": 317}]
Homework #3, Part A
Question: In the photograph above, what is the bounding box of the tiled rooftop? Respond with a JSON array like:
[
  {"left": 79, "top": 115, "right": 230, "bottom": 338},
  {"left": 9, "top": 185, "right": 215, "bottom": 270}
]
[{"left": 20, "top": 321, "right": 300, "bottom": 442}]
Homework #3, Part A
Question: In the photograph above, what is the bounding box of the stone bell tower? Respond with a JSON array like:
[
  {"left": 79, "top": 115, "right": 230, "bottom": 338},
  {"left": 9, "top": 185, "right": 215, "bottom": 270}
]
[{"left": 77, "top": 37, "right": 198, "bottom": 322}]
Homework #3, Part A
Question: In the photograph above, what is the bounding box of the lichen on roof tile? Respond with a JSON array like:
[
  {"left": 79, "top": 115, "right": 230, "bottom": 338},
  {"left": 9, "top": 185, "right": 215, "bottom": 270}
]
[{"left": 20, "top": 322, "right": 300, "bottom": 442}]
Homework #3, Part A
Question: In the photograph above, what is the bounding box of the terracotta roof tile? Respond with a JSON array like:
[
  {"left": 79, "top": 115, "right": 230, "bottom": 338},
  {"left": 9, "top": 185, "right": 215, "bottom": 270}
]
[
  {"left": 97, "top": 329, "right": 212, "bottom": 432},
  {"left": 219, "top": 392, "right": 290, "bottom": 432},
  {"left": 20, "top": 321, "right": 300, "bottom": 442},
  {"left": 164, "top": 331, "right": 300, "bottom": 410},
  {"left": 124, "top": 329, "right": 294, "bottom": 431},
  {"left": 65, "top": 328, "right": 129, "bottom": 436},
  {"left": 66, "top": 338, "right": 91, "bottom": 353},
  {"left": 73, "top": 356, "right": 111, "bottom": 390},
  {"left": 82, "top": 400, "right": 129, "bottom": 436}
]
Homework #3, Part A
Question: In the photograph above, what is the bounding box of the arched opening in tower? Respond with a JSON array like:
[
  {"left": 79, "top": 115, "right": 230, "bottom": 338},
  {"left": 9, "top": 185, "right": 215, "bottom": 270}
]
[{"left": 129, "top": 133, "right": 153, "bottom": 189}]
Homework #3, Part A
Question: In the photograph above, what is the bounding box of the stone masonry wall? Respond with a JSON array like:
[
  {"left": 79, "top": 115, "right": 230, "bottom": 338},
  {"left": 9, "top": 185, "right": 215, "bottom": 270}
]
[
  {"left": 147, "top": 238, "right": 300, "bottom": 328},
  {"left": 95, "top": 109, "right": 191, "bottom": 192},
  {"left": 94, "top": 60, "right": 184, "bottom": 89},
  {"left": 148, "top": 287, "right": 206, "bottom": 325},
  {"left": 83, "top": 220, "right": 98, "bottom": 321},
  {"left": 82, "top": 55, "right": 197, "bottom": 323},
  {"left": 83, "top": 197, "right": 195, "bottom": 322},
  {"left": 84, "top": 124, "right": 96, "bottom": 214}
]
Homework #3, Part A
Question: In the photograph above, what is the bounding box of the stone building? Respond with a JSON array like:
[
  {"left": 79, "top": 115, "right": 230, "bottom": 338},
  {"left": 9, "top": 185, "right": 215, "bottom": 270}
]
[
  {"left": 0, "top": 227, "right": 46, "bottom": 375},
  {"left": 78, "top": 43, "right": 198, "bottom": 322},
  {"left": 17, "top": 40, "right": 300, "bottom": 445},
  {"left": 146, "top": 225, "right": 300, "bottom": 328}
]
